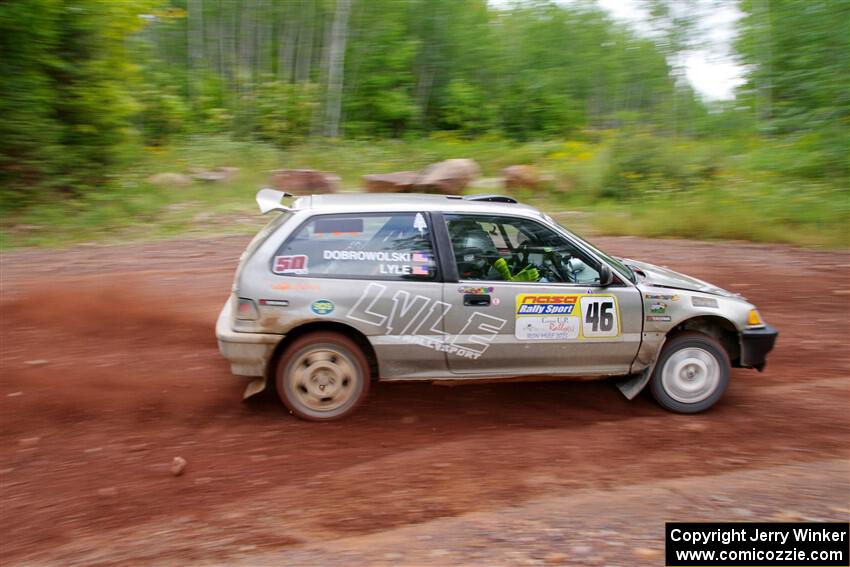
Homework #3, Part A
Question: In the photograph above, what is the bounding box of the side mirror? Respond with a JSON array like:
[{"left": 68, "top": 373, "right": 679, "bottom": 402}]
[{"left": 599, "top": 264, "right": 613, "bottom": 287}]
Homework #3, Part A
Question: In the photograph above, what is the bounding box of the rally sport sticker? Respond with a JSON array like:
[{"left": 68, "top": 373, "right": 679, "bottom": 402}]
[{"left": 515, "top": 294, "right": 620, "bottom": 340}]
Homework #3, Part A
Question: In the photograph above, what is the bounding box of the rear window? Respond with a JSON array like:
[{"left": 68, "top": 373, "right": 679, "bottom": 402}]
[{"left": 272, "top": 213, "right": 438, "bottom": 280}]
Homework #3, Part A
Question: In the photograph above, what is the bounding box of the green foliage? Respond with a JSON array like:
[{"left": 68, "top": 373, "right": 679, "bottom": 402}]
[
  {"left": 252, "top": 80, "right": 319, "bottom": 146},
  {"left": 3, "top": 136, "right": 847, "bottom": 249},
  {"left": 343, "top": 0, "right": 420, "bottom": 136},
  {"left": 440, "top": 80, "right": 495, "bottom": 136},
  {"left": 0, "top": 0, "right": 155, "bottom": 206},
  {"left": 0, "top": 0, "right": 64, "bottom": 206},
  {"left": 138, "top": 75, "right": 190, "bottom": 145},
  {"left": 736, "top": 0, "right": 849, "bottom": 179},
  {"left": 1, "top": 0, "right": 847, "bottom": 251},
  {"left": 579, "top": 129, "right": 722, "bottom": 199}
]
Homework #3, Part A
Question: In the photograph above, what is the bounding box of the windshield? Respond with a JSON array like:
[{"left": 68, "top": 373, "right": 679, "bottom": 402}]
[{"left": 543, "top": 215, "right": 636, "bottom": 283}]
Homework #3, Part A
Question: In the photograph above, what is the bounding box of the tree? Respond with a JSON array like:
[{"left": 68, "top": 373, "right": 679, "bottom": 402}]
[
  {"left": 736, "top": 0, "right": 850, "bottom": 178},
  {"left": 0, "top": 0, "right": 155, "bottom": 203},
  {"left": 323, "top": 0, "right": 352, "bottom": 137}
]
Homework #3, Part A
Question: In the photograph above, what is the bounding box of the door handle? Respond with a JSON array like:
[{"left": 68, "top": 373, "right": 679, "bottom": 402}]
[{"left": 463, "top": 294, "right": 491, "bottom": 307}]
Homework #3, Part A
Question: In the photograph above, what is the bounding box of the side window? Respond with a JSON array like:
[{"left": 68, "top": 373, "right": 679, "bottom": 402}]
[
  {"left": 273, "top": 213, "right": 438, "bottom": 280},
  {"left": 445, "top": 214, "right": 601, "bottom": 284}
]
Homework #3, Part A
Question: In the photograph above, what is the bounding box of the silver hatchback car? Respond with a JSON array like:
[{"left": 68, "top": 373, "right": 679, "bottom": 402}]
[{"left": 216, "top": 190, "right": 777, "bottom": 420}]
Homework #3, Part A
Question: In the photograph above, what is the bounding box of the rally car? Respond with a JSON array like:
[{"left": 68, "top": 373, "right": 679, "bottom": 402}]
[{"left": 216, "top": 189, "right": 777, "bottom": 420}]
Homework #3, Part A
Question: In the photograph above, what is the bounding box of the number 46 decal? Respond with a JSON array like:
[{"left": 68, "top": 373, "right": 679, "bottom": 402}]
[{"left": 579, "top": 296, "right": 620, "bottom": 338}]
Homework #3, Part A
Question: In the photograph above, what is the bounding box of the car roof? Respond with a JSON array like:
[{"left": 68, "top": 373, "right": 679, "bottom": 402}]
[{"left": 293, "top": 193, "right": 542, "bottom": 216}]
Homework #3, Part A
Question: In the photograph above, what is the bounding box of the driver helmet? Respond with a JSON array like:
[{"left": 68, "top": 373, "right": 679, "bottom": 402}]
[{"left": 450, "top": 222, "right": 497, "bottom": 255}]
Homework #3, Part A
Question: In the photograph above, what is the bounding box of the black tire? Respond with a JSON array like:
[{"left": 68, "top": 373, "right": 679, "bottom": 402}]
[
  {"left": 276, "top": 331, "right": 370, "bottom": 421},
  {"left": 649, "top": 331, "right": 730, "bottom": 414}
]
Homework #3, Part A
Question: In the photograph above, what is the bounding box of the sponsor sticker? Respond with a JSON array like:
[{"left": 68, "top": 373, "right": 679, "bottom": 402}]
[
  {"left": 646, "top": 315, "right": 672, "bottom": 322},
  {"left": 514, "top": 294, "right": 620, "bottom": 340},
  {"left": 458, "top": 286, "right": 494, "bottom": 294},
  {"left": 273, "top": 254, "right": 309, "bottom": 275},
  {"left": 650, "top": 302, "right": 667, "bottom": 314},
  {"left": 272, "top": 282, "right": 321, "bottom": 291},
  {"left": 310, "top": 299, "right": 335, "bottom": 315},
  {"left": 413, "top": 213, "right": 428, "bottom": 234},
  {"left": 516, "top": 316, "right": 580, "bottom": 340},
  {"left": 692, "top": 296, "right": 719, "bottom": 308},
  {"left": 516, "top": 294, "right": 578, "bottom": 316},
  {"left": 645, "top": 293, "right": 680, "bottom": 301}
]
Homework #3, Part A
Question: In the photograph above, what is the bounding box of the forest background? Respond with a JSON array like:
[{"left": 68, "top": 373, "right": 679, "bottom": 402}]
[{"left": 1, "top": 0, "right": 847, "bottom": 248}]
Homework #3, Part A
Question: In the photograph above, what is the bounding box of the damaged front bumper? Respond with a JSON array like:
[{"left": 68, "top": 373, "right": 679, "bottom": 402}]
[{"left": 739, "top": 325, "right": 779, "bottom": 371}]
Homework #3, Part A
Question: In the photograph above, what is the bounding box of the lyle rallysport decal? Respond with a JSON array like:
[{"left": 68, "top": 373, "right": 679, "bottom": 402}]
[
  {"left": 347, "top": 282, "right": 506, "bottom": 359},
  {"left": 515, "top": 293, "right": 620, "bottom": 340}
]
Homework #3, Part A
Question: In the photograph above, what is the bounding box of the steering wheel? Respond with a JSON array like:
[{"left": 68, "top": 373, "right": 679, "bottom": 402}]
[{"left": 515, "top": 241, "right": 574, "bottom": 283}]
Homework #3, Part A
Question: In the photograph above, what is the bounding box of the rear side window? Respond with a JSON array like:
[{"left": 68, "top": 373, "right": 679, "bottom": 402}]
[
  {"left": 273, "top": 213, "right": 438, "bottom": 280},
  {"left": 238, "top": 211, "right": 292, "bottom": 271}
]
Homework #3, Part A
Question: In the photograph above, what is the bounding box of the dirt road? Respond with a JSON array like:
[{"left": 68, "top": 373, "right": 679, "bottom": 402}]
[{"left": 1, "top": 235, "right": 848, "bottom": 566}]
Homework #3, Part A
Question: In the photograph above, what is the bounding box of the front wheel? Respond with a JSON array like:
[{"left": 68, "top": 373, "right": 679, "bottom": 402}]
[
  {"left": 276, "top": 332, "right": 370, "bottom": 421},
  {"left": 649, "top": 331, "right": 730, "bottom": 414}
]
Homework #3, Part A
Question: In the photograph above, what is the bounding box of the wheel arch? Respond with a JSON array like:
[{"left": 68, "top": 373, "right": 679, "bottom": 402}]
[
  {"left": 266, "top": 321, "right": 380, "bottom": 385},
  {"left": 670, "top": 315, "right": 740, "bottom": 366},
  {"left": 616, "top": 314, "right": 739, "bottom": 401}
]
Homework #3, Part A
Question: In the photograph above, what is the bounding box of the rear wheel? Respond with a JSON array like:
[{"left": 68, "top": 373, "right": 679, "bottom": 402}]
[
  {"left": 276, "top": 331, "right": 370, "bottom": 421},
  {"left": 649, "top": 331, "right": 730, "bottom": 414}
]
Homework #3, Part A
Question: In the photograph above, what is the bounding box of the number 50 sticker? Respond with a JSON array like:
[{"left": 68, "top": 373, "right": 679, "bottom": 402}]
[{"left": 579, "top": 296, "right": 620, "bottom": 338}]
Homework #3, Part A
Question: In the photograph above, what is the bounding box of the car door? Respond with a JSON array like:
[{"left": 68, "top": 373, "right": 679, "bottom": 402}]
[{"left": 439, "top": 213, "right": 643, "bottom": 376}]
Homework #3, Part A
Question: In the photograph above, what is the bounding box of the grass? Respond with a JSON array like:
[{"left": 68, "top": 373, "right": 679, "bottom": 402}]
[{"left": 1, "top": 133, "right": 847, "bottom": 250}]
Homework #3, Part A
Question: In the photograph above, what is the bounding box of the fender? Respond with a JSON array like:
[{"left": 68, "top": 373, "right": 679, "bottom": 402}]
[{"left": 616, "top": 333, "right": 666, "bottom": 399}]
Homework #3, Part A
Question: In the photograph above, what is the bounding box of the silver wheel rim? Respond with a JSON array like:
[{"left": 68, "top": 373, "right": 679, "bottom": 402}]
[
  {"left": 661, "top": 347, "right": 720, "bottom": 404},
  {"left": 287, "top": 346, "right": 358, "bottom": 413}
]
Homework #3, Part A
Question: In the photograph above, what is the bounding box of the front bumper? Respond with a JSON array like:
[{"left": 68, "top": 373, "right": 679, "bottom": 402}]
[
  {"left": 216, "top": 298, "right": 282, "bottom": 377},
  {"left": 739, "top": 325, "right": 778, "bottom": 371}
]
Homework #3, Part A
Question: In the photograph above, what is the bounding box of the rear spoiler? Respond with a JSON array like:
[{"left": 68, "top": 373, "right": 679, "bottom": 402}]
[{"left": 256, "top": 188, "right": 295, "bottom": 214}]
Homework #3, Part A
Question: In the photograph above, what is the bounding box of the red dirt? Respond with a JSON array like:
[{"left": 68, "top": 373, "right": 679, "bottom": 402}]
[{"left": 1, "top": 235, "right": 848, "bottom": 565}]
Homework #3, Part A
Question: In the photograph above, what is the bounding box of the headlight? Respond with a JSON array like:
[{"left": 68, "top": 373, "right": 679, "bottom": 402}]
[{"left": 747, "top": 309, "right": 764, "bottom": 327}]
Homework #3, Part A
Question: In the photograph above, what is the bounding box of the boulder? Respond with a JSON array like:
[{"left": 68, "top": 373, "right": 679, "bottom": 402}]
[
  {"left": 502, "top": 165, "right": 543, "bottom": 190},
  {"left": 362, "top": 171, "right": 418, "bottom": 193},
  {"left": 147, "top": 172, "right": 193, "bottom": 187},
  {"left": 170, "top": 456, "right": 187, "bottom": 477},
  {"left": 192, "top": 166, "right": 240, "bottom": 183},
  {"left": 271, "top": 169, "right": 340, "bottom": 194},
  {"left": 414, "top": 158, "right": 480, "bottom": 195},
  {"left": 468, "top": 177, "right": 505, "bottom": 191}
]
